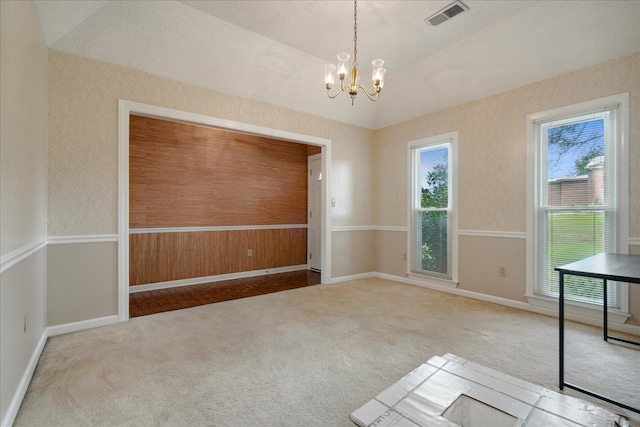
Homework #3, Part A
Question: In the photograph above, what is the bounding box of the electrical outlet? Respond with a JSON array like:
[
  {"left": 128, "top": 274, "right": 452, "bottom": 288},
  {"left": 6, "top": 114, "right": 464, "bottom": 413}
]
[
  {"left": 24, "top": 313, "right": 28, "bottom": 333},
  {"left": 499, "top": 267, "right": 506, "bottom": 277},
  {"left": 403, "top": 253, "right": 407, "bottom": 261},
  {"left": 247, "top": 249, "right": 253, "bottom": 257}
]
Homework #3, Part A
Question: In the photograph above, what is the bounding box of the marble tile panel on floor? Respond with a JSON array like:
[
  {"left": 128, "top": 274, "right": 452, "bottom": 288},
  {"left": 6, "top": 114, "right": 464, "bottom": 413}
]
[{"left": 349, "top": 354, "right": 629, "bottom": 427}]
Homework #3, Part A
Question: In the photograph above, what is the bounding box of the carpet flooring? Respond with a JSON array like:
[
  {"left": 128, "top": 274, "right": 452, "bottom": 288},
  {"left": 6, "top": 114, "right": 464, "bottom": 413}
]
[{"left": 14, "top": 278, "right": 640, "bottom": 426}]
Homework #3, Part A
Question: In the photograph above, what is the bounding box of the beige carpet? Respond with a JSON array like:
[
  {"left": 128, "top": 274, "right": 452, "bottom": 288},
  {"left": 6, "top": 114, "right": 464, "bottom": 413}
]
[{"left": 14, "top": 278, "right": 640, "bottom": 426}]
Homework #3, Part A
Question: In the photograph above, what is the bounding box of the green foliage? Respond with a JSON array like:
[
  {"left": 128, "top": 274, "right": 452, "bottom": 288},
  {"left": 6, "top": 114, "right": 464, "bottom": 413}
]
[
  {"left": 420, "top": 211, "right": 448, "bottom": 274},
  {"left": 547, "top": 212, "right": 605, "bottom": 302},
  {"left": 419, "top": 162, "right": 449, "bottom": 274},
  {"left": 421, "top": 242, "right": 433, "bottom": 265},
  {"left": 573, "top": 147, "right": 602, "bottom": 175},
  {"left": 421, "top": 163, "right": 448, "bottom": 208}
]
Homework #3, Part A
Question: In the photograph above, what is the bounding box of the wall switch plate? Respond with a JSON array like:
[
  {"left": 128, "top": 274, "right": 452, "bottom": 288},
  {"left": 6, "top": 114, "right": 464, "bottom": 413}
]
[{"left": 247, "top": 249, "right": 253, "bottom": 257}]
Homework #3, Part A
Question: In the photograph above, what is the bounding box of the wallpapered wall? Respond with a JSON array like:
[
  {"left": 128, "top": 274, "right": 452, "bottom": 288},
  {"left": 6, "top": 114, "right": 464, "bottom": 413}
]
[
  {"left": 373, "top": 53, "right": 640, "bottom": 234},
  {"left": 1, "top": 1, "right": 48, "bottom": 255},
  {"left": 48, "top": 51, "right": 374, "bottom": 236}
]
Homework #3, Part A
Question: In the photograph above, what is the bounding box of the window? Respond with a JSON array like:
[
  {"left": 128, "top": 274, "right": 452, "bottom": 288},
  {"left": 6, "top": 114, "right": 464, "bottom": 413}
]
[
  {"left": 409, "top": 133, "right": 458, "bottom": 284},
  {"left": 527, "top": 94, "right": 629, "bottom": 313}
]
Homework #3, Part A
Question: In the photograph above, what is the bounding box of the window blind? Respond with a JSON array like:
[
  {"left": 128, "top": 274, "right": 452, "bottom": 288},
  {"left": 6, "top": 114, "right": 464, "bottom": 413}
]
[{"left": 533, "top": 106, "right": 620, "bottom": 307}]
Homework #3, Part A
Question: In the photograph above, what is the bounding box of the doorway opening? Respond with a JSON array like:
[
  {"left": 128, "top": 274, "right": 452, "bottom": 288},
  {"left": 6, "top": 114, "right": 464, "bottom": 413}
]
[{"left": 118, "top": 100, "right": 332, "bottom": 322}]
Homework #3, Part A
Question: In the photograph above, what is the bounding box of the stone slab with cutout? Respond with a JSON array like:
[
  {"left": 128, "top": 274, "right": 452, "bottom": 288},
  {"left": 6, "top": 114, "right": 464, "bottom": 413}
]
[{"left": 349, "top": 354, "right": 629, "bottom": 427}]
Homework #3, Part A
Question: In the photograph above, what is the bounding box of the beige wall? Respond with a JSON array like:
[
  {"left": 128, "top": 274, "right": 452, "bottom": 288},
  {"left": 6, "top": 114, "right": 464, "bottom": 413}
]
[
  {"left": 0, "top": 248, "right": 47, "bottom": 423},
  {"left": 376, "top": 230, "right": 407, "bottom": 278},
  {"left": 47, "top": 243, "right": 117, "bottom": 326},
  {"left": 458, "top": 236, "right": 527, "bottom": 303},
  {"left": 373, "top": 52, "right": 640, "bottom": 326},
  {"left": 0, "top": 0, "right": 48, "bottom": 424},
  {"left": 332, "top": 231, "right": 376, "bottom": 278}
]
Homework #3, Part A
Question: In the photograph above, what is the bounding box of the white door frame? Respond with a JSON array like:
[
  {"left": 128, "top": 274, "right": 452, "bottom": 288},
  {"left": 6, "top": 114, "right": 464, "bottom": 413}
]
[
  {"left": 307, "top": 154, "right": 322, "bottom": 271},
  {"left": 117, "top": 100, "right": 332, "bottom": 322}
]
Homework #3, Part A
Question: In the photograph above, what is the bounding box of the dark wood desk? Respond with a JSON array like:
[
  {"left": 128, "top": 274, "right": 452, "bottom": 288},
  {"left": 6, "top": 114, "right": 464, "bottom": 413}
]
[{"left": 555, "top": 253, "right": 640, "bottom": 414}]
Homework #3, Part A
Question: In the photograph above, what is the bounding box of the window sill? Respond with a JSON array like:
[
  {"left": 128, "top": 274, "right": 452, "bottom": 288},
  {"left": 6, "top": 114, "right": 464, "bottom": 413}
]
[
  {"left": 407, "top": 272, "right": 458, "bottom": 289},
  {"left": 525, "top": 293, "right": 630, "bottom": 325}
]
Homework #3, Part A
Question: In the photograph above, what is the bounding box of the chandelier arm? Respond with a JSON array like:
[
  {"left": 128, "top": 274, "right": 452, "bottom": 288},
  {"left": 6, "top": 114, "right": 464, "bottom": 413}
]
[
  {"left": 358, "top": 84, "right": 380, "bottom": 101},
  {"left": 327, "top": 86, "right": 346, "bottom": 99}
]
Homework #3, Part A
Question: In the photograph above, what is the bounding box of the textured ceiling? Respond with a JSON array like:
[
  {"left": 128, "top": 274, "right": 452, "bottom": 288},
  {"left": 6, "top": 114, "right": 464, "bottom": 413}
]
[{"left": 35, "top": 0, "right": 640, "bottom": 130}]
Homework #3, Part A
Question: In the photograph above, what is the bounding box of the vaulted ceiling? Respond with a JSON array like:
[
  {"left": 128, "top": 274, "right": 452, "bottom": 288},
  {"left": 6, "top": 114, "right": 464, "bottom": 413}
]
[{"left": 35, "top": 0, "right": 640, "bottom": 129}]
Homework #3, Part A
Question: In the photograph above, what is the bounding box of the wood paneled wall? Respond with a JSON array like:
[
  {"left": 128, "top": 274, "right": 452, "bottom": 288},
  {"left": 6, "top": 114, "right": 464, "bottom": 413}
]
[
  {"left": 129, "top": 229, "right": 307, "bottom": 286},
  {"left": 307, "top": 144, "right": 321, "bottom": 156},
  {"left": 130, "top": 115, "right": 308, "bottom": 228},
  {"left": 129, "top": 115, "right": 313, "bottom": 286}
]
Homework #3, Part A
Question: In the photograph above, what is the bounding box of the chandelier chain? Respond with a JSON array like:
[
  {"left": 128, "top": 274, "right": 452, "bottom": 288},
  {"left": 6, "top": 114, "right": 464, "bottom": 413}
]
[{"left": 353, "top": 0, "right": 358, "bottom": 67}]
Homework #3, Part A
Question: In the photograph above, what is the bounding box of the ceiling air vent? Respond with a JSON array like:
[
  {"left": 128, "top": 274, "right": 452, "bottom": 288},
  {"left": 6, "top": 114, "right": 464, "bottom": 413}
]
[{"left": 425, "top": 1, "right": 469, "bottom": 26}]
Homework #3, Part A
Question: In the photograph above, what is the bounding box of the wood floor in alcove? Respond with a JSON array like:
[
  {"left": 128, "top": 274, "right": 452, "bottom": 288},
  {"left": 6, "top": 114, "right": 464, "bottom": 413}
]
[{"left": 129, "top": 270, "right": 322, "bottom": 318}]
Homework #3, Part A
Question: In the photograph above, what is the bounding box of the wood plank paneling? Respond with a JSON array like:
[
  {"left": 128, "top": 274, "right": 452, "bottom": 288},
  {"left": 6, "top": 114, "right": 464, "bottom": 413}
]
[
  {"left": 129, "top": 229, "right": 308, "bottom": 286},
  {"left": 129, "top": 115, "right": 313, "bottom": 286},
  {"left": 130, "top": 115, "right": 309, "bottom": 228},
  {"left": 307, "top": 144, "right": 322, "bottom": 156}
]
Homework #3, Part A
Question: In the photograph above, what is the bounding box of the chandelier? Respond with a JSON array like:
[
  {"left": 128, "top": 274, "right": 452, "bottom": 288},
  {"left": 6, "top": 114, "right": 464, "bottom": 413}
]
[{"left": 324, "top": 0, "right": 386, "bottom": 105}]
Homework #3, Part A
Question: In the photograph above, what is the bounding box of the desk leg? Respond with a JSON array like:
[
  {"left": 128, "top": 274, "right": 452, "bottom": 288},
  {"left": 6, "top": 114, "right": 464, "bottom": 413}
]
[
  {"left": 559, "top": 271, "right": 564, "bottom": 390},
  {"left": 603, "top": 279, "right": 608, "bottom": 341}
]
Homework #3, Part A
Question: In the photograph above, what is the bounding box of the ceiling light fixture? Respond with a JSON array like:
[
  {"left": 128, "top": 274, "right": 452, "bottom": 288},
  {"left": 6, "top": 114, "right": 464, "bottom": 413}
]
[{"left": 324, "top": 0, "right": 386, "bottom": 105}]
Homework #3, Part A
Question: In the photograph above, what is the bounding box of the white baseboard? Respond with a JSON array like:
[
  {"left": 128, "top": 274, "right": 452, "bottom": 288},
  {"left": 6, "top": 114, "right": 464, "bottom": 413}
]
[
  {"left": 1, "top": 331, "right": 47, "bottom": 427},
  {"left": 374, "top": 272, "right": 640, "bottom": 337},
  {"left": 329, "top": 272, "right": 377, "bottom": 284},
  {"left": 47, "top": 315, "right": 119, "bottom": 337},
  {"left": 129, "top": 265, "right": 309, "bottom": 293}
]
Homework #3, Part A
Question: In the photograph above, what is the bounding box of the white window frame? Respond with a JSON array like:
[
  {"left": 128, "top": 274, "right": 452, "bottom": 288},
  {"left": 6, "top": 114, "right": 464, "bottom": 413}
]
[
  {"left": 407, "top": 132, "right": 458, "bottom": 288},
  {"left": 526, "top": 94, "right": 630, "bottom": 323}
]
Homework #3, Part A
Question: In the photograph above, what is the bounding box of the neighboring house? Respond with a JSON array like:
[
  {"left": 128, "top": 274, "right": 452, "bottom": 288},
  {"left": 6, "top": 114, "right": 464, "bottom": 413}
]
[{"left": 548, "top": 156, "right": 604, "bottom": 207}]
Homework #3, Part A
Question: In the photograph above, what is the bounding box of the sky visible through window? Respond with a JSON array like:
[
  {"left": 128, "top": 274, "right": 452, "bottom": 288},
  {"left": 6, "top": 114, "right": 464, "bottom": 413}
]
[
  {"left": 547, "top": 119, "right": 604, "bottom": 179},
  {"left": 420, "top": 147, "right": 448, "bottom": 190}
]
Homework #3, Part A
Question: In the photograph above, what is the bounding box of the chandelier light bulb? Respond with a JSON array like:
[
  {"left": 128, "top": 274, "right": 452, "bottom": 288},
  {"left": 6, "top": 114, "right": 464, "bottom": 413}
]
[
  {"left": 372, "top": 59, "right": 386, "bottom": 89},
  {"left": 324, "top": 64, "right": 336, "bottom": 88},
  {"left": 372, "top": 59, "right": 384, "bottom": 80},
  {"left": 337, "top": 53, "right": 350, "bottom": 79}
]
